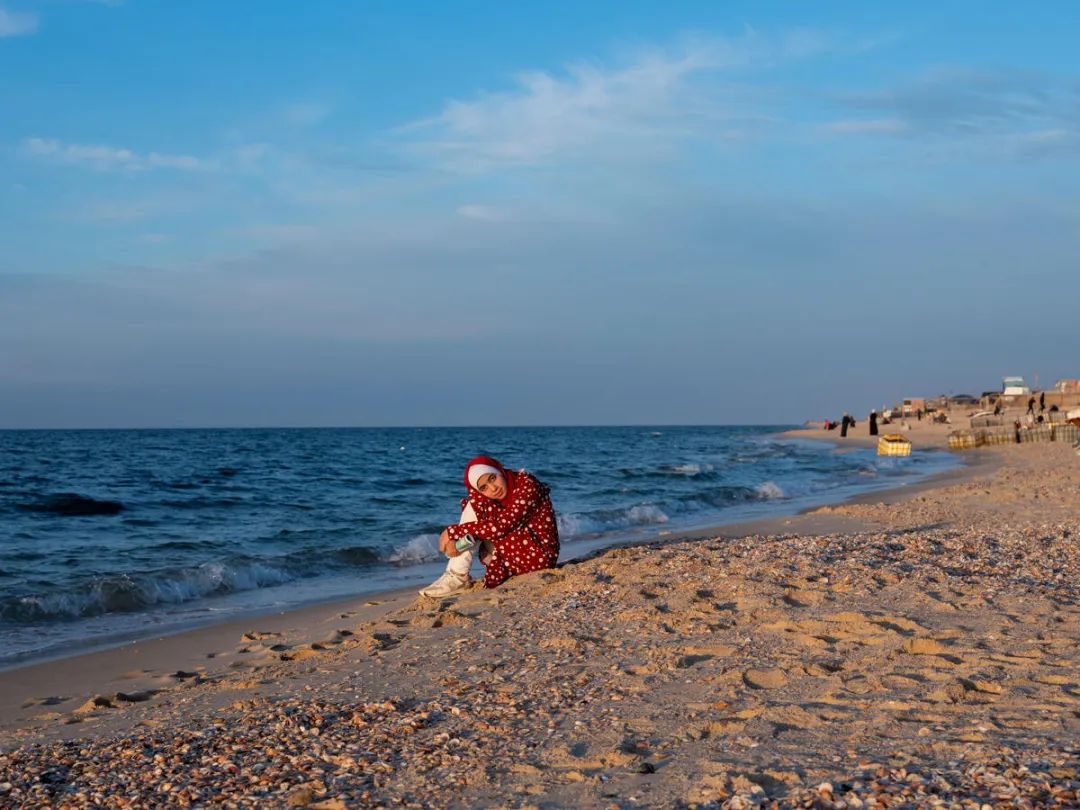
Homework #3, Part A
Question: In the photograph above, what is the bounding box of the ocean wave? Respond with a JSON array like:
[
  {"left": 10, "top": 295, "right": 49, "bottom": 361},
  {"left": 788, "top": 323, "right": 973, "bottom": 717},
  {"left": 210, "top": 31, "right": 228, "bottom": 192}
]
[
  {"left": 660, "top": 463, "right": 716, "bottom": 477},
  {"left": 150, "top": 539, "right": 222, "bottom": 551},
  {"left": 386, "top": 533, "right": 442, "bottom": 565},
  {"left": 0, "top": 546, "right": 383, "bottom": 623},
  {"left": 755, "top": 481, "right": 786, "bottom": 499},
  {"left": 330, "top": 546, "right": 382, "bottom": 566},
  {"left": 558, "top": 504, "right": 669, "bottom": 537},
  {"left": 0, "top": 560, "right": 296, "bottom": 622},
  {"left": 676, "top": 486, "right": 757, "bottom": 509},
  {"left": 159, "top": 497, "right": 248, "bottom": 509},
  {"left": 619, "top": 464, "right": 718, "bottom": 481}
]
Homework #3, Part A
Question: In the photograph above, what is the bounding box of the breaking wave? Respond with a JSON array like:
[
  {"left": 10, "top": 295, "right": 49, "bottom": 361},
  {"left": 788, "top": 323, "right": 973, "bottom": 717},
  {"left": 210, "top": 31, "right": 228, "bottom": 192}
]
[
  {"left": 0, "top": 546, "right": 382, "bottom": 622},
  {"left": 386, "top": 533, "right": 442, "bottom": 565},
  {"left": 558, "top": 504, "right": 670, "bottom": 537},
  {"left": 755, "top": 481, "right": 786, "bottom": 500}
]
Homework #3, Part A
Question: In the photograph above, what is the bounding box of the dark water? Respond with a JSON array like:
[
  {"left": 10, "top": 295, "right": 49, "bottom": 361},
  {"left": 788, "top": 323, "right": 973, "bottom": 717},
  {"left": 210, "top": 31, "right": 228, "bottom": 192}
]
[{"left": 0, "top": 426, "right": 958, "bottom": 666}]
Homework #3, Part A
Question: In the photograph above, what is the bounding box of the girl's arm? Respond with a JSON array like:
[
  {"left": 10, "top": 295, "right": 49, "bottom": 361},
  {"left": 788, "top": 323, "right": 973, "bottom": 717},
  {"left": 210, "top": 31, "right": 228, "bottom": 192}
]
[{"left": 444, "top": 474, "right": 541, "bottom": 544}]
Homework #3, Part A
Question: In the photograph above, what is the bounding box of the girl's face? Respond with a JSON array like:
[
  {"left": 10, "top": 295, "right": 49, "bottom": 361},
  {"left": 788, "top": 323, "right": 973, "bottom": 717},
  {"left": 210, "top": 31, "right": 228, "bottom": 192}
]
[{"left": 476, "top": 471, "right": 507, "bottom": 500}]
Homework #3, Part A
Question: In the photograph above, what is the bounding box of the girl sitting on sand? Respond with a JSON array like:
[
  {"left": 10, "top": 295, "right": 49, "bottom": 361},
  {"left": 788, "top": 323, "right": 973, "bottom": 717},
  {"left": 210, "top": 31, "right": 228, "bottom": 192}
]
[{"left": 419, "top": 456, "right": 560, "bottom": 597}]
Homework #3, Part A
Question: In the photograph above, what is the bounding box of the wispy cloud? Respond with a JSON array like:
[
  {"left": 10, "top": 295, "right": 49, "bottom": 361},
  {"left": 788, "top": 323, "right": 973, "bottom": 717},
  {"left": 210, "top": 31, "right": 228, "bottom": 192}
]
[
  {"left": 0, "top": 7, "right": 37, "bottom": 37},
  {"left": 21, "top": 137, "right": 211, "bottom": 172},
  {"left": 399, "top": 35, "right": 823, "bottom": 172},
  {"left": 840, "top": 68, "right": 1080, "bottom": 138},
  {"left": 820, "top": 68, "right": 1080, "bottom": 160}
]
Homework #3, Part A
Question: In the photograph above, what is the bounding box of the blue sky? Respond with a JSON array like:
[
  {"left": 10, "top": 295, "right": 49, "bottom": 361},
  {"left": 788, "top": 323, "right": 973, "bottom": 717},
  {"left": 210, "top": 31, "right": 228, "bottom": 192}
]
[{"left": 2, "top": 1, "right": 1078, "bottom": 427}]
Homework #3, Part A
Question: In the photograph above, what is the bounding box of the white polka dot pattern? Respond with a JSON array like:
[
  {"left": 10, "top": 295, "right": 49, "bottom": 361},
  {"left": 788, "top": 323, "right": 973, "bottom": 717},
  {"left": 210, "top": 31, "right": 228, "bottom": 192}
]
[{"left": 445, "top": 471, "right": 559, "bottom": 588}]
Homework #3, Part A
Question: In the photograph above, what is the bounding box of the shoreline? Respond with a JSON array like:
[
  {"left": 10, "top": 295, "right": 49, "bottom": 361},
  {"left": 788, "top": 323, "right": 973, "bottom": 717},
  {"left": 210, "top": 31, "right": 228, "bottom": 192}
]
[
  {"left": 0, "top": 425, "right": 984, "bottom": 739},
  {"left": 0, "top": 425, "right": 958, "bottom": 676}
]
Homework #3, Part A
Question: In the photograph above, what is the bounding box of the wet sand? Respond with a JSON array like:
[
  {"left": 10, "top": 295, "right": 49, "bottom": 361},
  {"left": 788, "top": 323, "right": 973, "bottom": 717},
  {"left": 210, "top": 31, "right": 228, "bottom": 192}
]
[{"left": 2, "top": 428, "right": 1078, "bottom": 808}]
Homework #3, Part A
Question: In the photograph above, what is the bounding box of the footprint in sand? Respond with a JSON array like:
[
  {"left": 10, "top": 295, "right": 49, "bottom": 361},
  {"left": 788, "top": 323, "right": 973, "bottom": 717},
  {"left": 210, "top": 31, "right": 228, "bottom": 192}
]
[
  {"left": 742, "top": 668, "right": 788, "bottom": 690},
  {"left": 241, "top": 630, "right": 282, "bottom": 642},
  {"left": 73, "top": 695, "right": 116, "bottom": 715},
  {"left": 21, "top": 695, "right": 69, "bottom": 708},
  {"left": 901, "top": 638, "right": 965, "bottom": 665},
  {"left": 872, "top": 616, "right": 926, "bottom": 635},
  {"left": 115, "top": 690, "right": 158, "bottom": 703},
  {"left": 762, "top": 704, "right": 822, "bottom": 731},
  {"left": 841, "top": 674, "right": 882, "bottom": 695},
  {"left": 782, "top": 589, "right": 826, "bottom": 608},
  {"left": 1032, "top": 674, "right": 1074, "bottom": 686},
  {"left": 958, "top": 677, "right": 1004, "bottom": 695},
  {"left": 360, "top": 632, "right": 402, "bottom": 653}
]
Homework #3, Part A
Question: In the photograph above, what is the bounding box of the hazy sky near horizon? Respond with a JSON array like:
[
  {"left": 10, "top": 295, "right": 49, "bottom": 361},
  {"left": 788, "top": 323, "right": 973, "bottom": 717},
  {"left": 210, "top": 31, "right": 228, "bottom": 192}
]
[{"left": 2, "top": 1, "right": 1078, "bottom": 428}]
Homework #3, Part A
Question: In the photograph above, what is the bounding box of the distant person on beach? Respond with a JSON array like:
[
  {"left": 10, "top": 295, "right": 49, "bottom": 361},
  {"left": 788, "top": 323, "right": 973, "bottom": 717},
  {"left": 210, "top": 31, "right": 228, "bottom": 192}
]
[
  {"left": 1028, "top": 396, "right": 1036, "bottom": 415},
  {"left": 869, "top": 410, "right": 879, "bottom": 436},
  {"left": 1040, "top": 391, "right": 1046, "bottom": 412},
  {"left": 419, "top": 456, "right": 560, "bottom": 597},
  {"left": 840, "top": 412, "right": 850, "bottom": 437}
]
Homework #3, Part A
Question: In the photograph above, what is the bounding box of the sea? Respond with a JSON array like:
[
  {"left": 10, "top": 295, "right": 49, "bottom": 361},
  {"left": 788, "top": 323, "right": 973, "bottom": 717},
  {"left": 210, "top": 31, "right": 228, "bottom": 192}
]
[{"left": 0, "top": 426, "right": 959, "bottom": 669}]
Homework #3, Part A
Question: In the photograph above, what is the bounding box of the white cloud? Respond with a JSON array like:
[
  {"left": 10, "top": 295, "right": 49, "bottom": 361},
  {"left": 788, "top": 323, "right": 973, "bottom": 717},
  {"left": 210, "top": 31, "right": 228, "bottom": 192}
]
[
  {"left": 399, "top": 36, "right": 807, "bottom": 172},
  {"left": 0, "top": 7, "right": 37, "bottom": 37},
  {"left": 22, "top": 137, "right": 210, "bottom": 172}
]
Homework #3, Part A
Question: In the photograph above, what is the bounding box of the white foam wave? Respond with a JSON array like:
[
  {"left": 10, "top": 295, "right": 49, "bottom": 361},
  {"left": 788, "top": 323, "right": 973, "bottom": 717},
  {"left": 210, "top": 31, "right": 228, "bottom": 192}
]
[
  {"left": 755, "top": 481, "right": 785, "bottom": 500},
  {"left": 386, "top": 533, "right": 441, "bottom": 564},
  {"left": 626, "top": 505, "right": 669, "bottom": 523},
  {"left": 558, "top": 504, "right": 669, "bottom": 538},
  {"left": 4, "top": 560, "right": 299, "bottom": 621}
]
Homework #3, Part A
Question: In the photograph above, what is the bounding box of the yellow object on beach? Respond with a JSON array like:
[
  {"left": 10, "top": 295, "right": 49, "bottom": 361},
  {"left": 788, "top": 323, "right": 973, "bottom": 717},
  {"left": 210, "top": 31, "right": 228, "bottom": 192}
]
[
  {"left": 947, "top": 431, "right": 977, "bottom": 450},
  {"left": 877, "top": 434, "right": 912, "bottom": 456}
]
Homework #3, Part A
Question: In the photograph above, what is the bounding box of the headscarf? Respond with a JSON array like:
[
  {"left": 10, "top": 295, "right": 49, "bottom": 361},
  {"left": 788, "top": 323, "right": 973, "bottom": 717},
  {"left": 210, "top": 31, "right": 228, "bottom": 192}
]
[{"left": 464, "top": 455, "right": 515, "bottom": 502}]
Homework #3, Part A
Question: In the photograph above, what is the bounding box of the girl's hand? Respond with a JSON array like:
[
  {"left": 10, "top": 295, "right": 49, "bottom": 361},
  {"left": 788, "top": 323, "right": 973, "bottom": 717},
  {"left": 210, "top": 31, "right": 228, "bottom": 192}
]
[{"left": 438, "top": 528, "right": 458, "bottom": 557}]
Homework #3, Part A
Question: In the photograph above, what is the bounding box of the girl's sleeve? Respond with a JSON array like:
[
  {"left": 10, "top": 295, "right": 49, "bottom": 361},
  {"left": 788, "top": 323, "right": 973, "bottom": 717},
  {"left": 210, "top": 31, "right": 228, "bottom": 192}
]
[{"left": 445, "top": 474, "right": 540, "bottom": 544}]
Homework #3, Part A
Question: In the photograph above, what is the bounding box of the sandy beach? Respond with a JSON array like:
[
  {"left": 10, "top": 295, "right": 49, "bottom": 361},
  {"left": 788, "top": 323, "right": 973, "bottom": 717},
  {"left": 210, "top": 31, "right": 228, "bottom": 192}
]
[{"left": 2, "top": 421, "right": 1079, "bottom": 808}]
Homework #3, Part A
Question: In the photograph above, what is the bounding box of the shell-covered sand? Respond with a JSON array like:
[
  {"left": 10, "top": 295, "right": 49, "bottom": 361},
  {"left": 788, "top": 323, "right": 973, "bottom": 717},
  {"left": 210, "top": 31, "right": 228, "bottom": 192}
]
[{"left": 2, "top": 442, "right": 1079, "bottom": 808}]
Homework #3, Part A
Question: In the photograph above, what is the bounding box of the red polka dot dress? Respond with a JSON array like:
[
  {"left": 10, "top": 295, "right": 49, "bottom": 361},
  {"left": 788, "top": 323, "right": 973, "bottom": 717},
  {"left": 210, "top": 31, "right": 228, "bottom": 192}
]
[{"left": 444, "top": 457, "right": 560, "bottom": 588}]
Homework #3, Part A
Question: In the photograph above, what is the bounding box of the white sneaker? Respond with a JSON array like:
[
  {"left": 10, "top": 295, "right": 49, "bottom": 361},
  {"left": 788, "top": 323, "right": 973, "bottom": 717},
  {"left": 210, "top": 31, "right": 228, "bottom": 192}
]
[{"left": 419, "top": 571, "right": 470, "bottom": 598}]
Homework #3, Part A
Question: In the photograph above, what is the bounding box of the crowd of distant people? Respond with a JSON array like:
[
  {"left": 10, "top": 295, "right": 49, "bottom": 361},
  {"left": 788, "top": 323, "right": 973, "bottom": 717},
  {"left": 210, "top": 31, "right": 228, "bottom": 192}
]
[{"left": 824, "top": 390, "right": 1069, "bottom": 437}]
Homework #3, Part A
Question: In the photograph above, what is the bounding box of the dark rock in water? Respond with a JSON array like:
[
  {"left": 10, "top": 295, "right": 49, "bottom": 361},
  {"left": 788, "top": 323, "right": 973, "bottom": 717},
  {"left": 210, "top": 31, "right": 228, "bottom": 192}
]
[{"left": 19, "top": 494, "right": 124, "bottom": 516}]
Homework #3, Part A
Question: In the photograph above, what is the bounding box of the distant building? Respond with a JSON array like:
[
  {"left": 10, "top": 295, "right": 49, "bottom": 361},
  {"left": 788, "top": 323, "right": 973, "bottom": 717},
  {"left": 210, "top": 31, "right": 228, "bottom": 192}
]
[
  {"left": 902, "top": 398, "right": 926, "bottom": 415},
  {"left": 1002, "top": 376, "right": 1031, "bottom": 396},
  {"left": 1054, "top": 379, "right": 1080, "bottom": 394}
]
